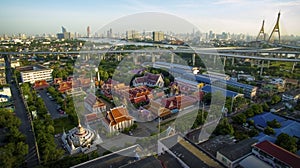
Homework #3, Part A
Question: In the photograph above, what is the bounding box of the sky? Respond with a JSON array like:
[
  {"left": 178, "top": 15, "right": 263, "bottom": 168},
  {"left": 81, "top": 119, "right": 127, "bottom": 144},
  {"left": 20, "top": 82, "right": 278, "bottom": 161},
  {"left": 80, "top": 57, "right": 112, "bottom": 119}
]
[{"left": 0, "top": 0, "right": 300, "bottom": 36}]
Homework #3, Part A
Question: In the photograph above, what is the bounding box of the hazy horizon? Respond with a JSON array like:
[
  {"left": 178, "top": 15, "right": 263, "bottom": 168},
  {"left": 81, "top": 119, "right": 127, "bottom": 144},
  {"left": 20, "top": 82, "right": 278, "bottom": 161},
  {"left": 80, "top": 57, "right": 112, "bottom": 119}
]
[{"left": 1, "top": 0, "right": 300, "bottom": 36}]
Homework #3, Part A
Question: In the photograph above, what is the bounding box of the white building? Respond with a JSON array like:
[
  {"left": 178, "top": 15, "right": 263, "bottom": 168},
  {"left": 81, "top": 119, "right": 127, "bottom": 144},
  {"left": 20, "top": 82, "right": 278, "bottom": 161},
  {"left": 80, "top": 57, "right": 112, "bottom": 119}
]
[
  {"left": 0, "top": 87, "right": 11, "bottom": 103},
  {"left": 132, "top": 72, "right": 164, "bottom": 88},
  {"left": 102, "top": 105, "right": 134, "bottom": 133},
  {"left": 17, "top": 65, "right": 53, "bottom": 84},
  {"left": 61, "top": 123, "right": 102, "bottom": 155},
  {"left": 11, "top": 60, "right": 20, "bottom": 68}
]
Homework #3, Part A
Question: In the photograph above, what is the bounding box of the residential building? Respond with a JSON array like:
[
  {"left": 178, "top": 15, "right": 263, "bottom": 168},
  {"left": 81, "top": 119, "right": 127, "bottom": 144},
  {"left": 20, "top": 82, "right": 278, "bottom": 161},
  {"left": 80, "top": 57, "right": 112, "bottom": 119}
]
[
  {"left": 252, "top": 140, "right": 300, "bottom": 168},
  {"left": 10, "top": 60, "right": 20, "bottom": 68},
  {"left": 102, "top": 105, "right": 134, "bottom": 133},
  {"left": 153, "top": 31, "right": 164, "bottom": 42},
  {"left": 0, "top": 87, "right": 11, "bottom": 102},
  {"left": 17, "top": 64, "right": 53, "bottom": 84},
  {"left": 282, "top": 89, "right": 300, "bottom": 102},
  {"left": 0, "top": 70, "right": 7, "bottom": 85}
]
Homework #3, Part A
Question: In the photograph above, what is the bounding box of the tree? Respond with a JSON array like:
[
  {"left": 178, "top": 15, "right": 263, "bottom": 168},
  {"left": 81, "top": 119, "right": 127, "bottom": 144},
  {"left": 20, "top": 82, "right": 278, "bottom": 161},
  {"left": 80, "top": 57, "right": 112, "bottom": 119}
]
[
  {"left": 270, "top": 95, "right": 281, "bottom": 105},
  {"left": 267, "top": 119, "right": 281, "bottom": 128},
  {"left": 248, "top": 129, "right": 259, "bottom": 137},
  {"left": 251, "top": 104, "right": 263, "bottom": 115},
  {"left": 214, "top": 118, "right": 234, "bottom": 136},
  {"left": 232, "top": 113, "right": 247, "bottom": 124},
  {"left": 203, "top": 93, "right": 212, "bottom": 105},
  {"left": 264, "top": 126, "right": 275, "bottom": 135},
  {"left": 245, "top": 108, "right": 254, "bottom": 118},
  {"left": 275, "top": 133, "right": 297, "bottom": 153},
  {"left": 262, "top": 102, "right": 270, "bottom": 112}
]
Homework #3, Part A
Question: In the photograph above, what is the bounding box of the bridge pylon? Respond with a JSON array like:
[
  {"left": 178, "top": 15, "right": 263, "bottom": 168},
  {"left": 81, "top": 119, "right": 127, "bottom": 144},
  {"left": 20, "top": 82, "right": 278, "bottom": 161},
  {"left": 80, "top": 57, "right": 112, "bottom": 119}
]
[
  {"left": 256, "top": 20, "right": 266, "bottom": 41},
  {"left": 268, "top": 11, "right": 281, "bottom": 43}
]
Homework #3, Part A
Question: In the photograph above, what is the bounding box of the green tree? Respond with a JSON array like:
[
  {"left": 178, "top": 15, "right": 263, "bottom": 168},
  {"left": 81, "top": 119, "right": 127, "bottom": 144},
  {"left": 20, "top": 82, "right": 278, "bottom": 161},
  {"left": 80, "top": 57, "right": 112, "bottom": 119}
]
[
  {"left": 267, "top": 119, "right": 281, "bottom": 128},
  {"left": 262, "top": 102, "right": 270, "bottom": 112},
  {"left": 275, "top": 133, "right": 297, "bottom": 153},
  {"left": 232, "top": 113, "right": 247, "bottom": 124},
  {"left": 264, "top": 126, "right": 275, "bottom": 135},
  {"left": 270, "top": 95, "right": 281, "bottom": 105},
  {"left": 203, "top": 93, "right": 212, "bottom": 105},
  {"left": 214, "top": 118, "right": 234, "bottom": 136}
]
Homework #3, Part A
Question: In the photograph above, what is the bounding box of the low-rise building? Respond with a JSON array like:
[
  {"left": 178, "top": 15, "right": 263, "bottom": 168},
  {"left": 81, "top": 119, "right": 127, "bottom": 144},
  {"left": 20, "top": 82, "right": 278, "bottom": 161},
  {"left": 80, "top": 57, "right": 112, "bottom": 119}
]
[
  {"left": 132, "top": 72, "right": 164, "bottom": 88},
  {"left": 71, "top": 144, "right": 144, "bottom": 168},
  {"left": 61, "top": 123, "right": 102, "bottom": 155},
  {"left": 0, "top": 70, "right": 7, "bottom": 85},
  {"left": 252, "top": 140, "right": 300, "bottom": 168},
  {"left": 17, "top": 64, "right": 53, "bottom": 84},
  {"left": 84, "top": 93, "right": 106, "bottom": 113},
  {"left": 216, "top": 138, "right": 257, "bottom": 168},
  {"left": 282, "top": 89, "right": 300, "bottom": 102},
  {"left": 102, "top": 105, "right": 134, "bottom": 133},
  {"left": 0, "top": 87, "right": 11, "bottom": 103},
  {"left": 158, "top": 133, "right": 224, "bottom": 168}
]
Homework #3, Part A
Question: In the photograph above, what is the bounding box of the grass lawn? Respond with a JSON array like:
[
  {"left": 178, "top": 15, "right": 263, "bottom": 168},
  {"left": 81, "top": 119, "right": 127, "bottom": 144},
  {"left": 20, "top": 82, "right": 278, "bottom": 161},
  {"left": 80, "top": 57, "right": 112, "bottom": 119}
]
[{"left": 53, "top": 117, "right": 77, "bottom": 134}]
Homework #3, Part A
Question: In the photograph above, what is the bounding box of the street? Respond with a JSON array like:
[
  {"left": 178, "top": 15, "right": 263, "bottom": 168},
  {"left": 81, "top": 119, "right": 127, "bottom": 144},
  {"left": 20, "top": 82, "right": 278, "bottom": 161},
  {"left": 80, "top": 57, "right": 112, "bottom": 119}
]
[{"left": 4, "top": 55, "right": 39, "bottom": 167}]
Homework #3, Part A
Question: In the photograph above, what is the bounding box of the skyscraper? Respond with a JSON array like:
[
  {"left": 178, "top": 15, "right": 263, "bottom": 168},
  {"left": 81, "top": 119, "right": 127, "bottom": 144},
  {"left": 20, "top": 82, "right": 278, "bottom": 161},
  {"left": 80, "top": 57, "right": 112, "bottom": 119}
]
[
  {"left": 87, "top": 26, "right": 90, "bottom": 38},
  {"left": 153, "top": 31, "right": 164, "bottom": 42},
  {"left": 62, "top": 26, "right": 67, "bottom": 33}
]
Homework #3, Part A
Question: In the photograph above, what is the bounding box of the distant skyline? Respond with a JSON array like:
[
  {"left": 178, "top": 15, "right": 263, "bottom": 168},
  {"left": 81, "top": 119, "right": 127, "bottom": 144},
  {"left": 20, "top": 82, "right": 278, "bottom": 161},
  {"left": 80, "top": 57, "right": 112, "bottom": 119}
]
[{"left": 1, "top": 0, "right": 300, "bottom": 36}]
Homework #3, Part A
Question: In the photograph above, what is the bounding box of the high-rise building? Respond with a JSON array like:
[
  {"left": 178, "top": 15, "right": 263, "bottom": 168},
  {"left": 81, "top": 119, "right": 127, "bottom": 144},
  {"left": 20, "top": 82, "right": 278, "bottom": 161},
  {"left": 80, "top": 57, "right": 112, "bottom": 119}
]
[
  {"left": 62, "top": 26, "right": 67, "bottom": 33},
  {"left": 126, "top": 30, "right": 140, "bottom": 40},
  {"left": 87, "top": 26, "right": 90, "bottom": 37},
  {"left": 153, "top": 31, "right": 164, "bottom": 42},
  {"left": 57, "top": 26, "right": 73, "bottom": 40}
]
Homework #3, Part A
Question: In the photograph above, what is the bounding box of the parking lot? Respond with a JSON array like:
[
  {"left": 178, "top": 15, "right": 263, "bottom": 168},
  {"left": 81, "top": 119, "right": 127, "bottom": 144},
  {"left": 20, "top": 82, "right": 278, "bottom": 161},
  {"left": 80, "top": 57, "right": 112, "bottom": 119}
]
[{"left": 38, "top": 89, "right": 67, "bottom": 119}]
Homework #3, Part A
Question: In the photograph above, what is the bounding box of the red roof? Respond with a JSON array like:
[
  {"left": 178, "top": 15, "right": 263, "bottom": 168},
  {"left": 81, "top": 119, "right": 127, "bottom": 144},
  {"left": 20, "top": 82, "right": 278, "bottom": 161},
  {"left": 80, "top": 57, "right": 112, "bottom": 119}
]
[{"left": 254, "top": 140, "right": 300, "bottom": 167}]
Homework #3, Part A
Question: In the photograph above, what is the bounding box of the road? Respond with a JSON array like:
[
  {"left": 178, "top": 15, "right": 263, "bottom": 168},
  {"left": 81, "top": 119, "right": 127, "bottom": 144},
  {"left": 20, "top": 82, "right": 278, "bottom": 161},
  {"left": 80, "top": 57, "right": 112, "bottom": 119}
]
[{"left": 4, "top": 55, "right": 39, "bottom": 167}]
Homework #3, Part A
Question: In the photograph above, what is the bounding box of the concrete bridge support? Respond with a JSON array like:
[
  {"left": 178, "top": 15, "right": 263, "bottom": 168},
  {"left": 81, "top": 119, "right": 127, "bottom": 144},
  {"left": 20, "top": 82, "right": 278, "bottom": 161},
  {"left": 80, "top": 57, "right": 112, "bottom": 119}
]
[
  {"left": 192, "top": 53, "right": 196, "bottom": 66},
  {"left": 151, "top": 53, "right": 155, "bottom": 63},
  {"left": 171, "top": 53, "right": 174, "bottom": 64},
  {"left": 292, "top": 62, "right": 297, "bottom": 72},
  {"left": 223, "top": 56, "right": 227, "bottom": 66},
  {"left": 231, "top": 57, "right": 235, "bottom": 66},
  {"left": 134, "top": 55, "right": 138, "bottom": 64},
  {"left": 214, "top": 55, "right": 217, "bottom": 64},
  {"left": 260, "top": 60, "right": 264, "bottom": 76}
]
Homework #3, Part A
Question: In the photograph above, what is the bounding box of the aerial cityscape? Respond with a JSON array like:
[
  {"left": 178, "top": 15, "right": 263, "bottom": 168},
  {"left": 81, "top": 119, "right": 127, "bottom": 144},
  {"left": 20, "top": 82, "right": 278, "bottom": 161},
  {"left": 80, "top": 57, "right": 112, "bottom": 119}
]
[{"left": 1, "top": 0, "right": 300, "bottom": 168}]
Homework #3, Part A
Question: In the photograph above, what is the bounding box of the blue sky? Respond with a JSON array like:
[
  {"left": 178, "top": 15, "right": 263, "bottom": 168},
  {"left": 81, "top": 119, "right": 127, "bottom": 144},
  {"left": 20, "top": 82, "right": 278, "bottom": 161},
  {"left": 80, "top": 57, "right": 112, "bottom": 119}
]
[{"left": 1, "top": 0, "right": 300, "bottom": 35}]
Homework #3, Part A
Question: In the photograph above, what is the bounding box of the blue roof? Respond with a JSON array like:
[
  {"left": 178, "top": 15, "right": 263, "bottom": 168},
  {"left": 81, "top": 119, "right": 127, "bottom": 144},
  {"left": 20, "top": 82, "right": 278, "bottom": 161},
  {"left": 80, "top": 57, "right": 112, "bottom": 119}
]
[
  {"left": 216, "top": 79, "right": 255, "bottom": 90},
  {"left": 201, "top": 85, "right": 240, "bottom": 98},
  {"left": 253, "top": 132, "right": 277, "bottom": 143},
  {"left": 250, "top": 112, "right": 300, "bottom": 138}
]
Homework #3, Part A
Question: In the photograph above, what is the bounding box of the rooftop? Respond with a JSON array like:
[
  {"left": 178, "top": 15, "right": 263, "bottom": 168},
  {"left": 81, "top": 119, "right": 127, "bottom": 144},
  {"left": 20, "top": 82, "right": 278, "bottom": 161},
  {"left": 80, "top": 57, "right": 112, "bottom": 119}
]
[
  {"left": 120, "top": 156, "right": 163, "bottom": 168},
  {"left": 17, "top": 64, "right": 50, "bottom": 72},
  {"left": 160, "top": 134, "right": 224, "bottom": 168},
  {"left": 218, "top": 138, "right": 257, "bottom": 161},
  {"left": 72, "top": 144, "right": 143, "bottom": 168},
  {"left": 254, "top": 140, "right": 300, "bottom": 168},
  {"left": 250, "top": 112, "right": 300, "bottom": 138},
  {"left": 198, "top": 135, "right": 235, "bottom": 157}
]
